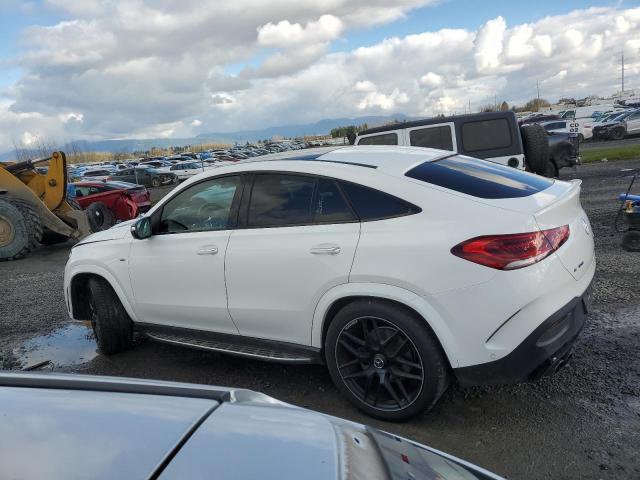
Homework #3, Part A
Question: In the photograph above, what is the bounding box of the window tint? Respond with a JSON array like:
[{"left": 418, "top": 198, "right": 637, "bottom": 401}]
[
  {"left": 314, "top": 179, "right": 355, "bottom": 223},
  {"left": 159, "top": 176, "right": 240, "bottom": 233},
  {"left": 248, "top": 174, "right": 316, "bottom": 227},
  {"left": 405, "top": 155, "right": 553, "bottom": 199},
  {"left": 357, "top": 133, "right": 398, "bottom": 146},
  {"left": 461, "top": 119, "right": 512, "bottom": 152},
  {"left": 339, "top": 181, "right": 419, "bottom": 220},
  {"left": 409, "top": 126, "right": 453, "bottom": 150}
]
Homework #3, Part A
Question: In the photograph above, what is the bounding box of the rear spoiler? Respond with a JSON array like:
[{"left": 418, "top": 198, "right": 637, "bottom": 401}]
[{"left": 535, "top": 179, "right": 581, "bottom": 217}]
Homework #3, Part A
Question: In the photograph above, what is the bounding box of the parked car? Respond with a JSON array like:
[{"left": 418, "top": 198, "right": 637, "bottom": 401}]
[
  {"left": 592, "top": 109, "right": 640, "bottom": 140},
  {"left": 108, "top": 167, "right": 177, "bottom": 187},
  {"left": 66, "top": 146, "right": 595, "bottom": 421},
  {"left": 68, "top": 180, "right": 151, "bottom": 221},
  {"left": 0, "top": 372, "right": 503, "bottom": 479},
  {"left": 539, "top": 119, "right": 592, "bottom": 142},
  {"left": 79, "top": 168, "right": 113, "bottom": 181},
  {"left": 169, "top": 161, "right": 207, "bottom": 181},
  {"left": 354, "top": 111, "right": 579, "bottom": 177}
]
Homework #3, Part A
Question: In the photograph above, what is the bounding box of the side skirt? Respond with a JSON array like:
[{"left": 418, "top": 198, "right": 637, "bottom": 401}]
[{"left": 137, "top": 323, "right": 323, "bottom": 365}]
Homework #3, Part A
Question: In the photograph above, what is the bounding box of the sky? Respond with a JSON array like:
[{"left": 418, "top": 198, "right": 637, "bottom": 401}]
[{"left": 0, "top": 0, "right": 639, "bottom": 153}]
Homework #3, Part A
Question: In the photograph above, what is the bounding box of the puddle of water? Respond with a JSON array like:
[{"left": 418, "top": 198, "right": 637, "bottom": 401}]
[{"left": 13, "top": 322, "right": 98, "bottom": 368}]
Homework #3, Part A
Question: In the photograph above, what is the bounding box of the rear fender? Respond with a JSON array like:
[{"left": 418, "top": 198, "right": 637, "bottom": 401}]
[{"left": 311, "top": 283, "right": 460, "bottom": 367}]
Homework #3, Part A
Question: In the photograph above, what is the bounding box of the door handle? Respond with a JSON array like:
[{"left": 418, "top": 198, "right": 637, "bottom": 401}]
[
  {"left": 310, "top": 245, "right": 341, "bottom": 255},
  {"left": 197, "top": 246, "right": 218, "bottom": 255}
]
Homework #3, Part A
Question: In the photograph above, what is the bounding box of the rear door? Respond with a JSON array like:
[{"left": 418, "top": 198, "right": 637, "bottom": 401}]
[
  {"left": 225, "top": 173, "right": 360, "bottom": 345},
  {"left": 626, "top": 111, "right": 640, "bottom": 134}
]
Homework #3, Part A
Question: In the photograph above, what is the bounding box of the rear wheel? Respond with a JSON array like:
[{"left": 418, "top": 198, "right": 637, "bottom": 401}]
[
  {"left": 521, "top": 124, "right": 550, "bottom": 175},
  {"left": 325, "top": 299, "right": 449, "bottom": 421},
  {"left": 86, "top": 202, "right": 115, "bottom": 232},
  {"left": 611, "top": 128, "right": 625, "bottom": 141},
  {"left": 151, "top": 177, "right": 161, "bottom": 187},
  {"left": 88, "top": 277, "right": 133, "bottom": 355},
  {"left": 0, "top": 198, "right": 42, "bottom": 260}
]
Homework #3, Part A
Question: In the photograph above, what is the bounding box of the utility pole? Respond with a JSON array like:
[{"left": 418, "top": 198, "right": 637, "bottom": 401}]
[
  {"left": 536, "top": 80, "right": 540, "bottom": 100},
  {"left": 621, "top": 52, "right": 625, "bottom": 93}
]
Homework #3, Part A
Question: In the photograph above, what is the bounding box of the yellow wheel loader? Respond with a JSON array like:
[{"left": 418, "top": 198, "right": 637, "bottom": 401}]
[{"left": 0, "top": 151, "right": 91, "bottom": 260}]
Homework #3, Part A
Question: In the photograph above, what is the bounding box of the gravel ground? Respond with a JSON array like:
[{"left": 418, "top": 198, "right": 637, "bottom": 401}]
[{"left": 1, "top": 159, "right": 639, "bottom": 479}]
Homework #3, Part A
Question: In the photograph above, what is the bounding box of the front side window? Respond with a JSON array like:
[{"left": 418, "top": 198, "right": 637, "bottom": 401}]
[
  {"left": 409, "top": 125, "right": 454, "bottom": 150},
  {"left": 248, "top": 174, "right": 316, "bottom": 227},
  {"left": 159, "top": 175, "right": 241, "bottom": 233},
  {"left": 314, "top": 179, "right": 355, "bottom": 223},
  {"left": 461, "top": 119, "right": 512, "bottom": 152},
  {"left": 357, "top": 133, "right": 398, "bottom": 146}
]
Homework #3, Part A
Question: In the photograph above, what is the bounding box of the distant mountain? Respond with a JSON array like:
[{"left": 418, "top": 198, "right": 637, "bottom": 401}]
[{"left": 0, "top": 113, "right": 409, "bottom": 161}]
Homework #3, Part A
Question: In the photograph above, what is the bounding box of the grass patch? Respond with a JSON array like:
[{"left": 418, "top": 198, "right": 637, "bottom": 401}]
[{"left": 582, "top": 144, "right": 640, "bottom": 163}]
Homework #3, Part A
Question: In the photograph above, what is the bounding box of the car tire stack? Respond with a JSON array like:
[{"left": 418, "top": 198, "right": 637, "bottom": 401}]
[
  {"left": 0, "top": 197, "right": 43, "bottom": 261},
  {"left": 521, "top": 124, "right": 552, "bottom": 177}
]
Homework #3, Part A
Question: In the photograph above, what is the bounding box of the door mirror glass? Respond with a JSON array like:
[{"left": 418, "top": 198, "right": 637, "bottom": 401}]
[{"left": 131, "top": 217, "right": 152, "bottom": 239}]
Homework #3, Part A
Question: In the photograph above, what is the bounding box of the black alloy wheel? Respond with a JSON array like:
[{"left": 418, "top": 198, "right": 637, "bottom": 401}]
[{"left": 335, "top": 316, "right": 424, "bottom": 412}]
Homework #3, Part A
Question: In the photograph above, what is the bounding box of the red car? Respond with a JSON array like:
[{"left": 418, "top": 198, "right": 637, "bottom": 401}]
[{"left": 68, "top": 181, "right": 151, "bottom": 230}]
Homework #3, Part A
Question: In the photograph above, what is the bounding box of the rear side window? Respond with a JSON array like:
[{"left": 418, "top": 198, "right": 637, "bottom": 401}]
[
  {"left": 357, "top": 133, "right": 398, "bottom": 145},
  {"left": 405, "top": 155, "right": 553, "bottom": 199},
  {"left": 461, "top": 119, "right": 512, "bottom": 152},
  {"left": 339, "top": 181, "right": 419, "bottom": 220},
  {"left": 409, "top": 126, "right": 453, "bottom": 150},
  {"left": 248, "top": 174, "right": 316, "bottom": 227}
]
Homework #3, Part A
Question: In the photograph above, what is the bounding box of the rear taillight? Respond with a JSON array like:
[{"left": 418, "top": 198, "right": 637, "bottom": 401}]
[{"left": 451, "top": 226, "right": 570, "bottom": 270}]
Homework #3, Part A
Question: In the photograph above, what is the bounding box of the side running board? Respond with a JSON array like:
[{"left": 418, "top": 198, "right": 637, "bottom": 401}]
[{"left": 139, "top": 324, "right": 322, "bottom": 364}]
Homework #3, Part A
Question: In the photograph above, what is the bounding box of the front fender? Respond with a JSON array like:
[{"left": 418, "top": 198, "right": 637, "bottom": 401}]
[
  {"left": 65, "top": 260, "right": 138, "bottom": 322},
  {"left": 311, "top": 283, "right": 460, "bottom": 368}
]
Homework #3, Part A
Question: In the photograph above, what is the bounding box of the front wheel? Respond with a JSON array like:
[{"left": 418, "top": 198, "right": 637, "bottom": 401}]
[
  {"left": 88, "top": 277, "right": 133, "bottom": 355},
  {"left": 325, "top": 299, "right": 449, "bottom": 421},
  {"left": 611, "top": 128, "right": 625, "bottom": 141},
  {"left": 151, "top": 177, "right": 161, "bottom": 187}
]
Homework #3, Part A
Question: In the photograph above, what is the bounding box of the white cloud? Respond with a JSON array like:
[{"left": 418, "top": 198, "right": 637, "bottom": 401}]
[{"left": 1, "top": 3, "right": 639, "bottom": 154}]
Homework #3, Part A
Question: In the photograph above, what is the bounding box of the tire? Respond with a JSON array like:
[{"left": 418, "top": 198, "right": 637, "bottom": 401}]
[
  {"left": 611, "top": 128, "right": 625, "bottom": 141},
  {"left": 622, "top": 231, "right": 640, "bottom": 252},
  {"left": 88, "top": 277, "right": 133, "bottom": 355},
  {"left": 520, "top": 124, "right": 550, "bottom": 175},
  {"left": 86, "top": 202, "right": 115, "bottom": 232},
  {"left": 543, "top": 160, "right": 558, "bottom": 178},
  {"left": 325, "top": 299, "right": 449, "bottom": 421},
  {"left": 151, "top": 177, "right": 161, "bottom": 187},
  {"left": 0, "top": 198, "right": 42, "bottom": 261}
]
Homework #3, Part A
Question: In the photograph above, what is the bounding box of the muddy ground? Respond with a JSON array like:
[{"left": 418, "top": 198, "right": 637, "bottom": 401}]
[{"left": 1, "top": 159, "right": 639, "bottom": 479}]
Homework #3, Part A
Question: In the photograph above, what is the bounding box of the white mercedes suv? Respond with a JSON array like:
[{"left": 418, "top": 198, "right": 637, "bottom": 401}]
[{"left": 64, "top": 146, "right": 595, "bottom": 421}]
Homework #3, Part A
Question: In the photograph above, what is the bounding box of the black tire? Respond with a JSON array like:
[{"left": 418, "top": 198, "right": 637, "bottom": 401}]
[
  {"left": 0, "top": 198, "right": 42, "bottom": 261},
  {"left": 622, "top": 231, "right": 640, "bottom": 252},
  {"left": 521, "top": 124, "right": 550, "bottom": 175},
  {"left": 325, "top": 299, "right": 449, "bottom": 421},
  {"left": 40, "top": 228, "right": 70, "bottom": 245},
  {"left": 611, "top": 128, "right": 625, "bottom": 141},
  {"left": 151, "top": 177, "right": 161, "bottom": 187},
  {"left": 86, "top": 202, "right": 115, "bottom": 232},
  {"left": 88, "top": 277, "right": 133, "bottom": 354}
]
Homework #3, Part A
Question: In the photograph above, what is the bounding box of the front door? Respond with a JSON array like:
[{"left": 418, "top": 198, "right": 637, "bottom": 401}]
[
  {"left": 129, "top": 174, "right": 243, "bottom": 334},
  {"left": 225, "top": 173, "right": 360, "bottom": 345}
]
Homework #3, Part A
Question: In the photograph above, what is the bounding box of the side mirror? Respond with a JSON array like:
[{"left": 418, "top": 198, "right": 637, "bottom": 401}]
[{"left": 131, "top": 217, "right": 152, "bottom": 239}]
